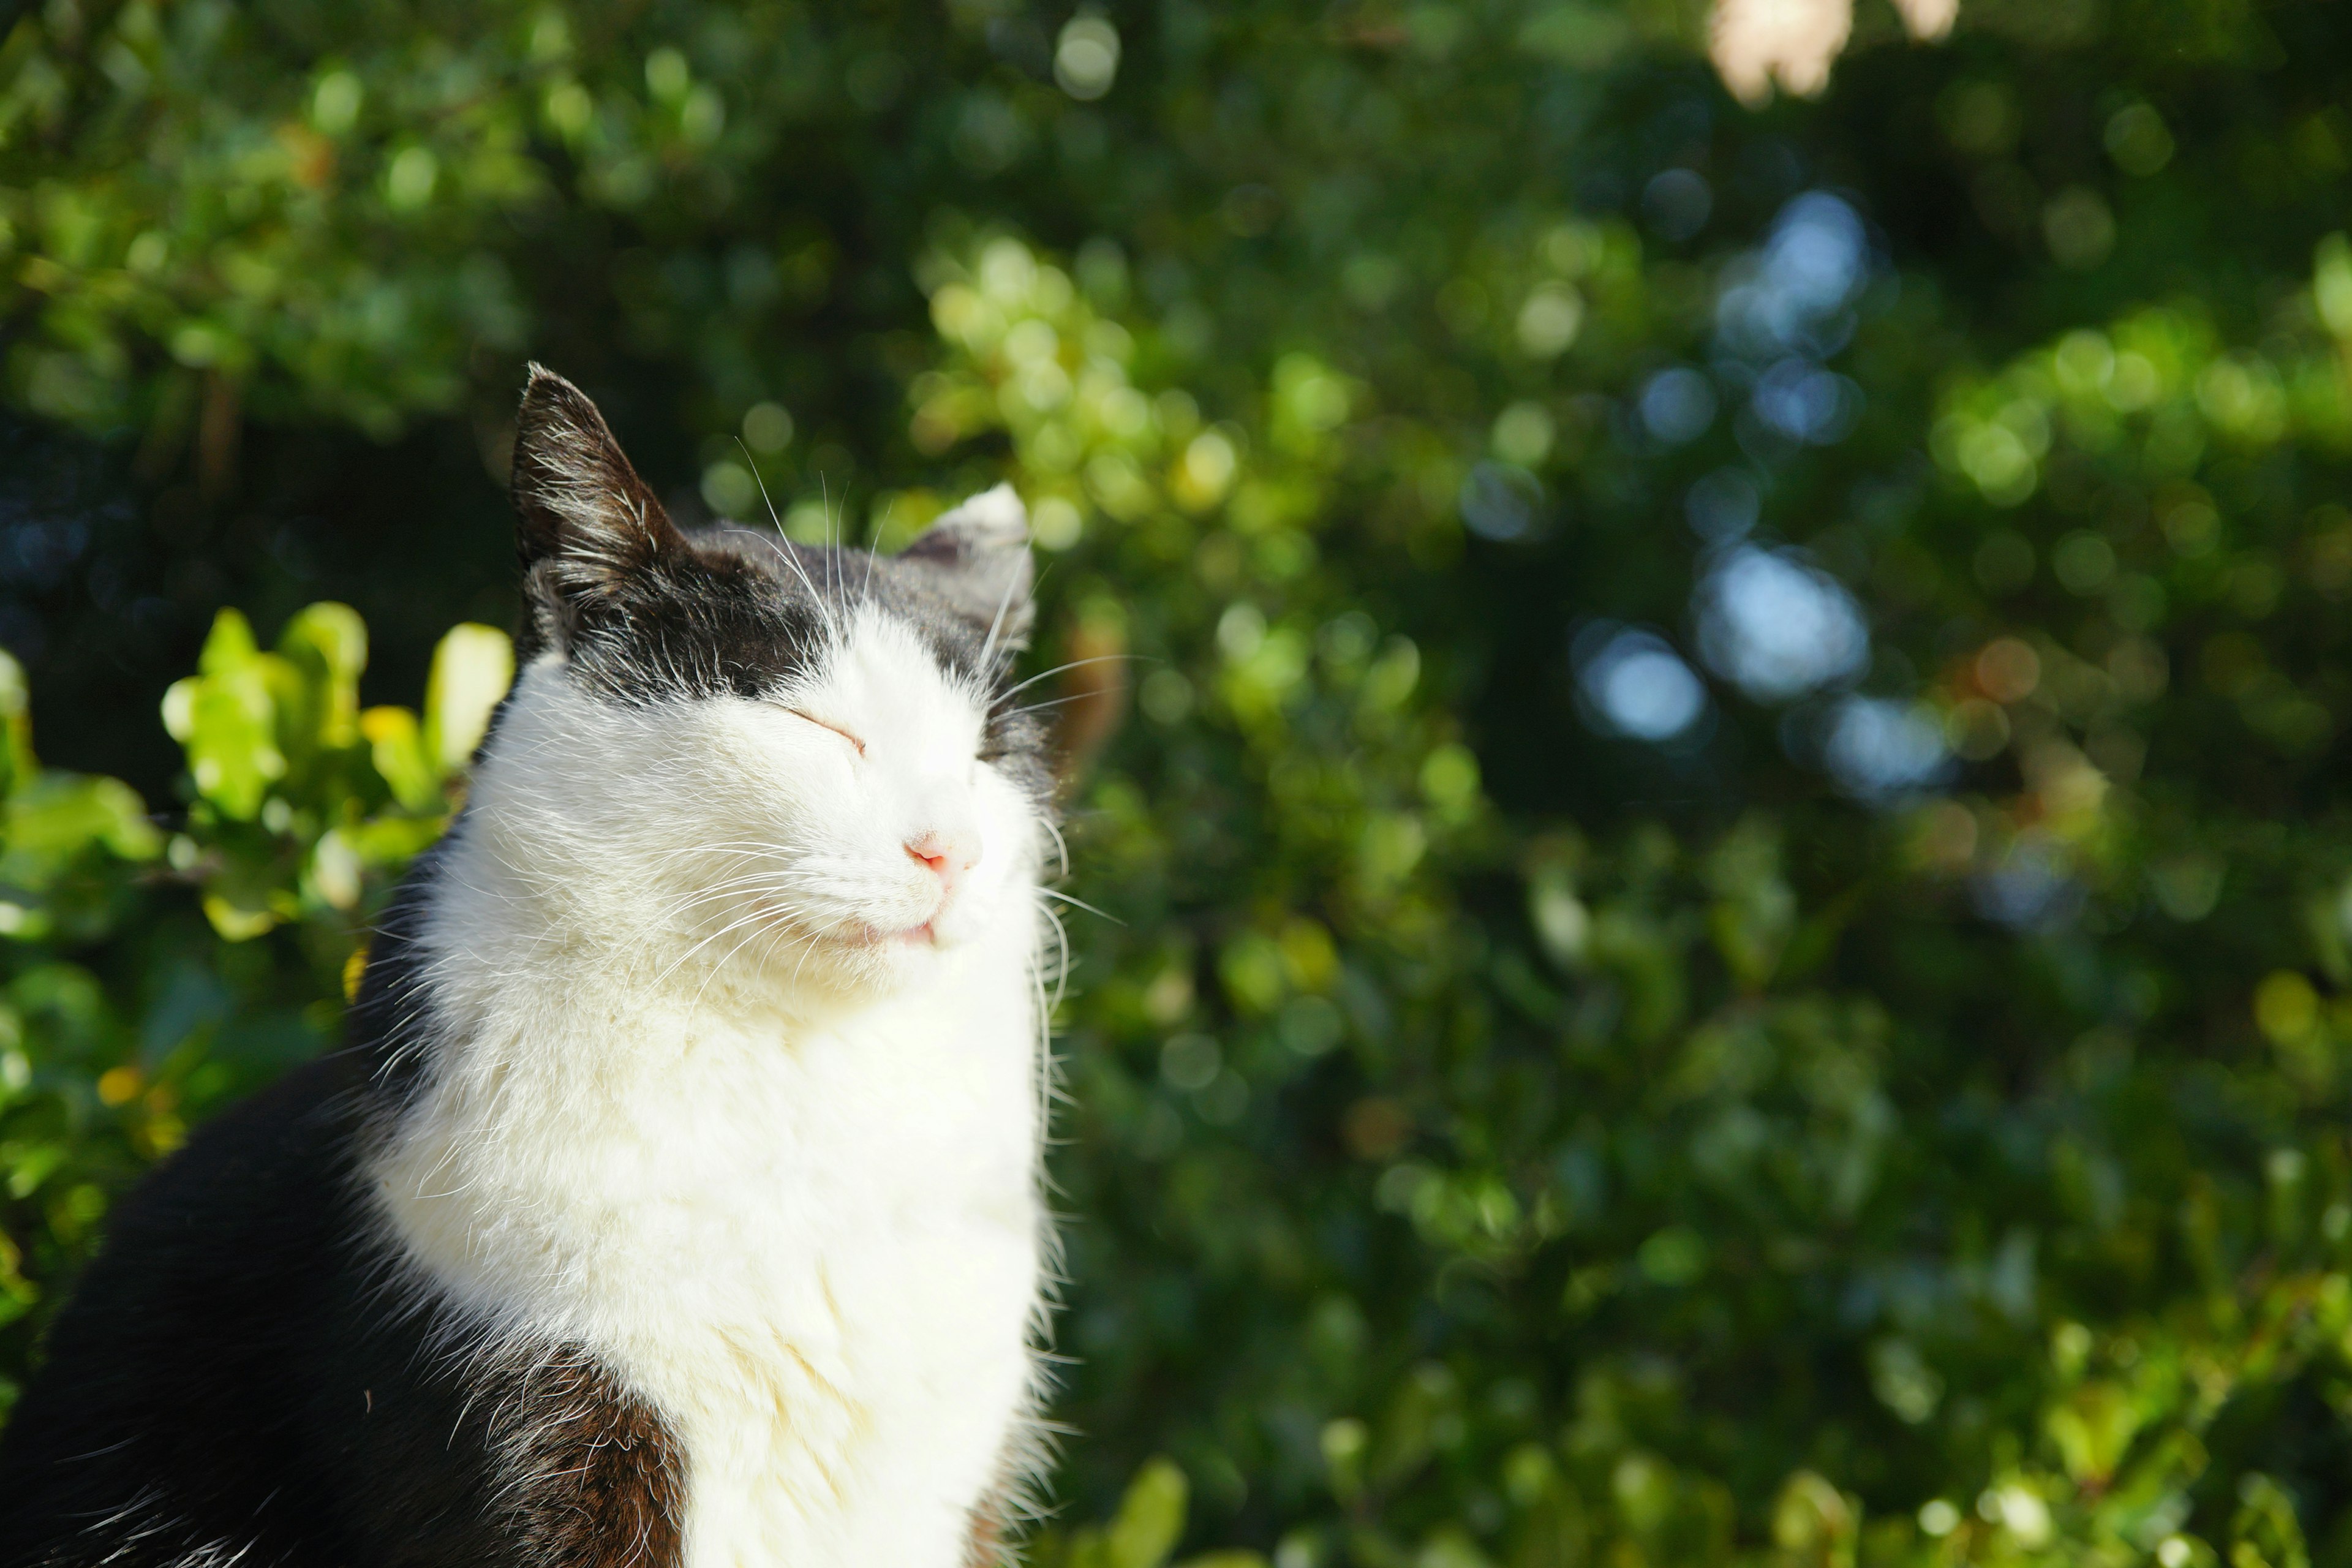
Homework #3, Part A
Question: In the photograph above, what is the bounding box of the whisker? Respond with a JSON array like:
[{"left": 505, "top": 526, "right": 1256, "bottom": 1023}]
[
  {"left": 996, "top": 655, "right": 1145, "bottom": 704},
  {"left": 1036, "top": 902, "right": 1071, "bottom": 1014},
  {"left": 741, "top": 445, "right": 843, "bottom": 643},
  {"left": 1035, "top": 889, "right": 1119, "bottom": 924},
  {"left": 647, "top": 905, "right": 797, "bottom": 990},
  {"left": 1000, "top": 693, "right": 1096, "bottom": 717},
  {"left": 977, "top": 510, "right": 1028, "bottom": 677},
  {"left": 861, "top": 502, "right": 881, "bottom": 604}
]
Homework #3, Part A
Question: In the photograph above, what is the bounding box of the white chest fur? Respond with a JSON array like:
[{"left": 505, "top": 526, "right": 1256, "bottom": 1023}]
[{"left": 369, "top": 836, "right": 1048, "bottom": 1568}]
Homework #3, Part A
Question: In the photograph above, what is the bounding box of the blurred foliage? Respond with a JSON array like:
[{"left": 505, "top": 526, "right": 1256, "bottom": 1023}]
[
  {"left": 0, "top": 609, "right": 502, "bottom": 1390},
  {"left": 12, "top": 1, "right": 2352, "bottom": 1566}
]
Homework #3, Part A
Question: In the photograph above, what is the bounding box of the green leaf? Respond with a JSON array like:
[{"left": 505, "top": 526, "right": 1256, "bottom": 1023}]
[
  {"left": 1103, "top": 1458, "right": 1188, "bottom": 1568},
  {"left": 361, "top": 705, "right": 440, "bottom": 813},
  {"left": 164, "top": 609, "right": 287, "bottom": 821},
  {"left": 2230, "top": 1475, "right": 2309, "bottom": 1568},
  {"left": 421, "top": 622, "right": 514, "bottom": 775},
  {"left": 0, "top": 647, "right": 32, "bottom": 797},
  {"left": 1, "top": 772, "right": 159, "bottom": 883},
  {"left": 275, "top": 601, "right": 369, "bottom": 761}
]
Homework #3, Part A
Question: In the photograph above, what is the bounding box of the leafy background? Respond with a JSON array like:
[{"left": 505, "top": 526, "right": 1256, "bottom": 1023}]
[{"left": 7, "top": 1, "right": 2352, "bottom": 1564}]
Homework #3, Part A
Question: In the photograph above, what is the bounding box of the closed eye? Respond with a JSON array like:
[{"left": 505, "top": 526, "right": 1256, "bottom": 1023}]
[{"left": 790, "top": 710, "right": 866, "bottom": 755}]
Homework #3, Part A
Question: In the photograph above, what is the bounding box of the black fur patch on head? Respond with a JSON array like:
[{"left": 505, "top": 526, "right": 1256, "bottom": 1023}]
[{"left": 505, "top": 370, "right": 1053, "bottom": 799}]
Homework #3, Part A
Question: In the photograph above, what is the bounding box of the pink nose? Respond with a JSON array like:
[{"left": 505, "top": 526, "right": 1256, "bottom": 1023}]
[{"left": 905, "top": 829, "right": 981, "bottom": 892}]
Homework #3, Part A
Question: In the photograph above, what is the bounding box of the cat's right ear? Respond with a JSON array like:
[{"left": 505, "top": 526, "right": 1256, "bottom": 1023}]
[{"left": 509, "top": 365, "right": 684, "bottom": 624}]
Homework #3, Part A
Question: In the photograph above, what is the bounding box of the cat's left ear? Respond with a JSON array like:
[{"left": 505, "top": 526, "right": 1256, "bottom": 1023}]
[
  {"left": 898, "top": 484, "right": 1035, "bottom": 650},
  {"left": 508, "top": 364, "right": 685, "bottom": 612}
]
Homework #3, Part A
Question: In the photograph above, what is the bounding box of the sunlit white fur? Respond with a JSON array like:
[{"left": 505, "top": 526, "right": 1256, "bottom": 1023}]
[{"left": 367, "top": 603, "right": 1051, "bottom": 1567}]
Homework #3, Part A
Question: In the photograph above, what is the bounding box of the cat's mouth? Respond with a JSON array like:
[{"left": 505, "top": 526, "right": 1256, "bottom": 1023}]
[
  {"left": 739, "top": 895, "right": 939, "bottom": 954},
  {"left": 839, "top": 916, "right": 939, "bottom": 949}
]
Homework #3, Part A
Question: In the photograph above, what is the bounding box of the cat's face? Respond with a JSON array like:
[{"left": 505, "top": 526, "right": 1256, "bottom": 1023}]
[{"left": 470, "top": 368, "right": 1052, "bottom": 997}]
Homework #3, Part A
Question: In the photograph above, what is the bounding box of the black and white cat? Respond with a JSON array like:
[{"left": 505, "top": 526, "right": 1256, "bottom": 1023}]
[{"left": 0, "top": 369, "right": 1060, "bottom": 1567}]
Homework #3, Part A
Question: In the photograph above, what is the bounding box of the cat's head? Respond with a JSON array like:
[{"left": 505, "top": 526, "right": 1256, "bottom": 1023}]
[{"left": 464, "top": 365, "right": 1053, "bottom": 998}]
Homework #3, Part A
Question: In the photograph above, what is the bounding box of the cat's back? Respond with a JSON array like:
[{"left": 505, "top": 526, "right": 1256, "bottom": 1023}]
[
  {"left": 0, "top": 1049, "right": 685, "bottom": 1568},
  {"left": 0, "top": 1054, "right": 374, "bottom": 1562}
]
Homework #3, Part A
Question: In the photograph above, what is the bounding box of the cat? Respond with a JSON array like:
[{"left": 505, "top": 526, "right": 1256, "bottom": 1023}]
[{"left": 0, "top": 367, "right": 1061, "bottom": 1568}]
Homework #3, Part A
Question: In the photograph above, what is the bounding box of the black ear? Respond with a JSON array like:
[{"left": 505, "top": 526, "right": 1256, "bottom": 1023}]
[
  {"left": 510, "top": 364, "right": 684, "bottom": 606},
  {"left": 898, "top": 484, "right": 1035, "bottom": 650}
]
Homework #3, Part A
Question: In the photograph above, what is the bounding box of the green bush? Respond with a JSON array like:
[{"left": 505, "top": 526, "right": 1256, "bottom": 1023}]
[
  {"left": 0, "top": 608, "right": 500, "bottom": 1389},
  {"left": 11, "top": 2, "right": 2352, "bottom": 1565}
]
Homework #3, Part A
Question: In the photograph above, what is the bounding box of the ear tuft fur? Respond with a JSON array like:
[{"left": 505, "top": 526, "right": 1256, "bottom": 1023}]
[
  {"left": 510, "top": 366, "right": 684, "bottom": 604},
  {"left": 898, "top": 484, "right": 1036, "bottom": 650}
]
